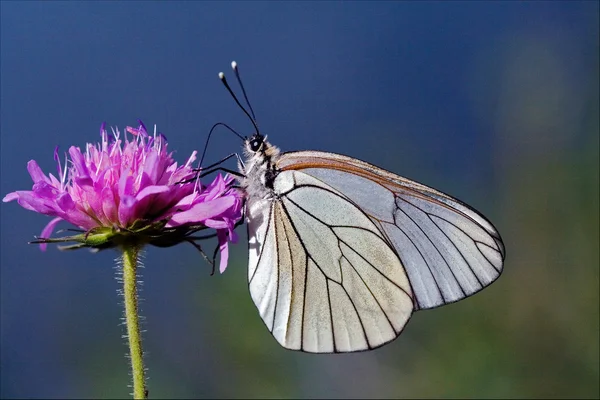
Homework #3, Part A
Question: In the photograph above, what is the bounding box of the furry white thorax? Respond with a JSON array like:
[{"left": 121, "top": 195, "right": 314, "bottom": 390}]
[{"left": 238, "top": 135, "right": 281, "bottom": 202}]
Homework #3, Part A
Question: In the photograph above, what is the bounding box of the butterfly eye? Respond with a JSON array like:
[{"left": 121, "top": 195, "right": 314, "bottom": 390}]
[{"left": 249, "top": 138, "right": 262, "bottom": 152}]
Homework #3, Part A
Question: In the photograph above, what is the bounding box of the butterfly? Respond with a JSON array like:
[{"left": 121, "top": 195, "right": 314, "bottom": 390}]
[{"left": 213, "top": 62, "right": 505, "bottom": 353}]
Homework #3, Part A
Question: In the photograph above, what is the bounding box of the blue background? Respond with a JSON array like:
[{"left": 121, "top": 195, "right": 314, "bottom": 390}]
[{"left": 1, "top": 1, "right": 598, "bottom": 398}]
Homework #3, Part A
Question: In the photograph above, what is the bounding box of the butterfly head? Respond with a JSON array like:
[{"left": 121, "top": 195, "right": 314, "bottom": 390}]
[
  {"left": 243, "top": 133, "right": 280, "bottom": 161},
  {"left": 245, "top": 133, "right": 266, "bottom": 154}
]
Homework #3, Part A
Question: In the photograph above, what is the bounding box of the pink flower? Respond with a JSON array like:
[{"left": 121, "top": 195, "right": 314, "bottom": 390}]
[{"left": 3, "top": 122, "right": 243, "bottom": 273}]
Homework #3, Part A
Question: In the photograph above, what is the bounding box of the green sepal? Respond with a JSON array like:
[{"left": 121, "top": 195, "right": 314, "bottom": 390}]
[{"left": 29, "top": 220, "right": 212, "bottom": 252}]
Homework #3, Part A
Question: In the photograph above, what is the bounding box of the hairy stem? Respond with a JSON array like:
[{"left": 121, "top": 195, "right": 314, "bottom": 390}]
[{"left": 121, "top": 246, "right": 147, "bottom": 399}]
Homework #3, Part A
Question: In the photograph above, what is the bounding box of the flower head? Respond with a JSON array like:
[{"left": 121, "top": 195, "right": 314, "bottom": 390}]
[{"left": 3, "top": 122, "right": 243, "bottom": 273}]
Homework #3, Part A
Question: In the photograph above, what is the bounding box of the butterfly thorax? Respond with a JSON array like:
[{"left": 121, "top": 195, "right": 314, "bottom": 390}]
[{"left": 239, "top": 134, "right": 281, "bottom": 202}]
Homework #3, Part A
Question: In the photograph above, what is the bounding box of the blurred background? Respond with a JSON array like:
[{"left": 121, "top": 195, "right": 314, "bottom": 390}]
[{"left": 1, "top": 1, "right": 598, "bottom": 399}]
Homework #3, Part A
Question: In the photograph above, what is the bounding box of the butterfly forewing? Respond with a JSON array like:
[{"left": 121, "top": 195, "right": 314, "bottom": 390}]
[{"left": 276, "top": 151, "right": 505, "bottom": 310}]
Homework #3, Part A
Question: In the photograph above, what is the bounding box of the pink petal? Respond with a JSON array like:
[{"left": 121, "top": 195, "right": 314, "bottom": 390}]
[
  {"left": 137, "top": 171, "right": 154, "bottom": 192},
  {"left": 101, "top": 187, "right": 118, "bottom": 224},
  {"left": 203, "top": 218, "right": 229, "bottom": 229},
  {"left": 27, "top": 160, "right": 51, "bottom": 185},
  {"left": 32, "top": 181, "right": 58, "bottom": 198},
  {"left": 229, "top": 228, "right": 239, "bottom": 243},
  {"left": 68, "top": 146, "right": 91, "bottom": 181},
  {"left": 9, "top": 190, "right": 57, "bottom": 214},
  {"left": 135, "top": 185, "right": 171, "bottom": 201},
  {"left": 167, "top": 196, "right": 235, "bottom": 227},
  {"left": 118, "top": 195, "right": 136, "bottom": 226},
  {"left": 203, "top": 175, "right": 227, "bottom": 201},
  {"left": 39, "top": 217, "right": 63, "bottom": 251},
  {"left": 173, "top": 192, "right": 201, "bottom": 209},
  {"left": 217, "top": 230, "right": 229, "bottom": 274},
  {"left": 131, "top": 185, "right": 174, "bottom": 219},
  {"left": 118, "top": 172, "right": 134, "bottom": 198},
  {"left": 142, "top": 151, "right": 160, "bottom": 184},
  {"left": 56, "top": 191, "right": 76, "bottom": 213},
  {"left": 2, "top": 192, "right": 19, "bottom": 202}
]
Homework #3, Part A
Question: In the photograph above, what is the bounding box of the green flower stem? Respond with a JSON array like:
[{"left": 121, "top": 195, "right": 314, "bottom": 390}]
[{"left": 121, "top": 245, "right": 147, "bottom": 399}]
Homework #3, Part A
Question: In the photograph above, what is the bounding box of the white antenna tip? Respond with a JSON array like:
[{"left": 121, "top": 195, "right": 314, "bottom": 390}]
[
  {"left": 231, "top": 61, "right": 237, "bottom": 70},
  {"left": 218, "top": 72, "right": 225, "bottom": 79}
]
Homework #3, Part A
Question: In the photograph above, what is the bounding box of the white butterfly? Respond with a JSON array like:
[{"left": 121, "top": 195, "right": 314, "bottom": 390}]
[{"left": 218, "top": 62, "right": 505, "bottom": 353}]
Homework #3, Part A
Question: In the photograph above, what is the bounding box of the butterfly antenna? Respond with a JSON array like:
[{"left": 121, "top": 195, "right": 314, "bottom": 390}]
[
  {"left": 199, "top": 122, "right": 245, "bottom": 168},
  {"left": 219, "top": 68, "right": 261, "bottom": 135},
  {"left": 231, "top": 61, "right": 257, "bottom": 121}
]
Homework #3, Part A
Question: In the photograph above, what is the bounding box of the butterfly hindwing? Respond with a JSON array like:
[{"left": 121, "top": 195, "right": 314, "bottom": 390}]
[{"left": 246, "top": 170, "right": 414, "bottom": 353}]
